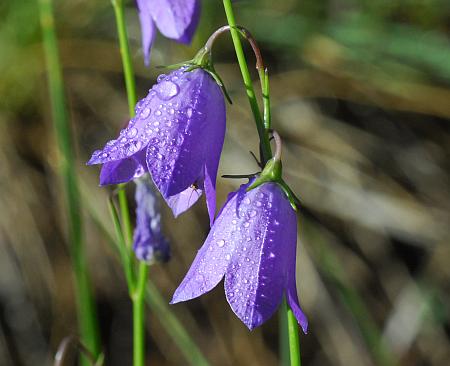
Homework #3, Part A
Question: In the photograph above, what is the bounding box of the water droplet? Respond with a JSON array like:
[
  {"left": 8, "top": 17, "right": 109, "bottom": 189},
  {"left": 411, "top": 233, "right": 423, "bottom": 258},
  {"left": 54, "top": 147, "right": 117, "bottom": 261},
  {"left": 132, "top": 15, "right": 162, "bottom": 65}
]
[
  {"left": 249, "top": 210, "right": 257, "bottom": 218},
  {"left": 217, "top": 239, "right": 225, "bottom": 247},
  {"left": 269, "top": 252, "right": 276, "bottom": 258},
  {"left": 186, "top": 107, "right": 193, "bottom": 118},
  {"left": 155, "top": 110, "right": 162, "bottom": 116},
  {"left": 156, "top": 80, "right": 180, "bottom": 100},
  {"left": 153, "top": 121, "right": 160, "bottom": 126},
  {"left": 225, "top": 254, "right": 231, "bottom": 261},
  {"left": 169, "top": 108, "right": 175, "bottom": 115},
  {"left": 244, "top": 197, "right": 251, "bottom": 205},
  {"left": 141, "top": 107, "right": 151, "bottom": 118},
  {"left": 157, "top": 74, "right": 166, "bottom": 83},
  {"left": 255, "top": 201, "right": 262, "bottom": 207},
  {"left": 176, "top": 134, "right": 184, "bottom": 146},
  {"left": 243, "top": 222, "right": 250, "bottom": 228},
  {"left": 156, "top": 153, "right": 164, "bottom": 160},
  {"left": 101, "top": 152, "right": 108, "bottom": 158},
  {"left": 126, "top": 127, "right": 138, "bottom": 138},
  {"left": 195, "top": 274, "right": 204, "bottom": 282}
]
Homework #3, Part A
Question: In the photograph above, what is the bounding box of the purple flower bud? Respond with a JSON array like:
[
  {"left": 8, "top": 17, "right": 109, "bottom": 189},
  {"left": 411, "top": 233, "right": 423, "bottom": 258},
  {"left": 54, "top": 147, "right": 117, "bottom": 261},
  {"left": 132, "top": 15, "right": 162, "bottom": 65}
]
[
  {"left": 133, "top": 175, "right": 170, "bottom": 262},
  {"left": 88, "top": 67, "right": 226, "bottom": 224},
  {"left": 171, "top": 181, "right": 308, "bottom": 332},
  {"left": 137, "top": 0, "right": 201, "bottom": 65}
]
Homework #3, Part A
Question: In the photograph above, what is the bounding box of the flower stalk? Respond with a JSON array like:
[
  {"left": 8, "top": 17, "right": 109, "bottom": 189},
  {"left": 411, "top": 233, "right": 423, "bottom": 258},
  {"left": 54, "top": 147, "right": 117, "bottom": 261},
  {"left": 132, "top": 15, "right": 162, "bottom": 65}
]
[
  {"left": 37, "top": 0, "right": 100, "bottom": 364},
  {"left": 222, "top": 0, "right": 272, "bottom": 165},
  {"left": 110, "top": 2, "right": 148, "bottom": 366}
]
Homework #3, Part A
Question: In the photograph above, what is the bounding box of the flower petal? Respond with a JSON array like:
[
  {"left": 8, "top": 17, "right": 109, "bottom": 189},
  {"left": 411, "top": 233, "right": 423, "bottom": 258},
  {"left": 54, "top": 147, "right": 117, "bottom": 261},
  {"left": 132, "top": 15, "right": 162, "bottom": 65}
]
[
  {"left": 146, "top": 68, "right": 225, "bottom": 201},
  {"left": 224, "top": 183, "right": 296, "bottom": 330},
  {"left": 165, "top": 185, "right": 203, "bottom": 218},
  {"left": 133, "top": 175, "right": 170, "bottom": 262},
  {"left": 136, "top": 0, "right": 156, "bottom": 66},
  {"left": 149, "top": 0, "right": 200, "bottom": 44},
  {"left": 99, "top": 150, "right": 147, "bottom": 186},
  {"left": 170, "top": 185, "right": 244, "bottom": 304}
]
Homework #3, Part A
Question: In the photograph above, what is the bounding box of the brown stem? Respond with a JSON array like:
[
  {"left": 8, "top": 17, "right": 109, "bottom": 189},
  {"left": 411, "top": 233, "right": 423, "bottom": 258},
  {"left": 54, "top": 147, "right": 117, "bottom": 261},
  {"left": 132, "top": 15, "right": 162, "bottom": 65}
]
[
  {"left": 204, "top": 25, "right": 265, "bottom": 71},
  {"left": 271, "top": 130, "right": 282, "bottom": 161}
]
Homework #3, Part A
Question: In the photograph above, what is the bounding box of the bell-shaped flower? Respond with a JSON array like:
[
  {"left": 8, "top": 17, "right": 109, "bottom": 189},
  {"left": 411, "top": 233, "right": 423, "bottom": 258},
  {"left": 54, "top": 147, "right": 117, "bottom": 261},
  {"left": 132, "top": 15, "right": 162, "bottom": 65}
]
[
  {"left": 171, "top": 181, "right": 308, "bottom": 332},
  {"left": 87, "top": 66, "right": 226, "bottom": 224},
  {"left": 136, "top": 0, "right": 201, "bottom": 65},
  {"left": 133, "top": 175, "right": 170, "bottom": 262}
]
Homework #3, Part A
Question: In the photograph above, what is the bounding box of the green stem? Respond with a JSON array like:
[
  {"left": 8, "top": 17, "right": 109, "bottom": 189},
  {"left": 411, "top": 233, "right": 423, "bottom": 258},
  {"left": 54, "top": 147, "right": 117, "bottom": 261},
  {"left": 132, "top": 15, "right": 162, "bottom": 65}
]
[
  {"left": 286, "top": 302, "right": 301, "bottom": 366},
  {"left": 133, "top": 263, "right": 149, "bottom": 366},
  {"left": 110, "top": 2, "right": 151, "bottom": 366},
  {"left": 279, "top": 299, "right": 290, "bottom": 366},
  {"left": 37, "top": 0, "right": 100, "bottom": 364},
  {"left": 108, "top": 198, "right": 136, "bottom": 294},
  {"left": 222, "top": 0, "right": 272, "bottom": 164},
  {"left": 111, "top": 0, "right": 137, "bottom": 115}
]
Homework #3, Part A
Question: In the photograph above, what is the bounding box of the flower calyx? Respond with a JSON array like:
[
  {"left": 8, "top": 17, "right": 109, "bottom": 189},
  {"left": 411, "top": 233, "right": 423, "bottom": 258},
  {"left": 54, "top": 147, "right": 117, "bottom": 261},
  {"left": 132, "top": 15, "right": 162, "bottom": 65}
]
[{"left": 247, "top": 131, "right": 302, "bottom": 211}]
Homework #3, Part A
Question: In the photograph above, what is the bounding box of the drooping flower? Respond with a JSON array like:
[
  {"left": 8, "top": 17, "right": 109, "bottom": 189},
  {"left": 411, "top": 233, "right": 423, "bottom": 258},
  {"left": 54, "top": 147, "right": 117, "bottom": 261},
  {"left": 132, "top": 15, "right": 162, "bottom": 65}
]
[
  {"left": 133, "top": 175, "right": 170, "bottom": 262},
  {"left": 87, "top": 67, "right": 226, "bottom": 224},
  {"left": 171, "top": 181, "right": 308, "bottom": 332},
  {"left": 136, "top": 0, "right": 201, "bottom": 65}
]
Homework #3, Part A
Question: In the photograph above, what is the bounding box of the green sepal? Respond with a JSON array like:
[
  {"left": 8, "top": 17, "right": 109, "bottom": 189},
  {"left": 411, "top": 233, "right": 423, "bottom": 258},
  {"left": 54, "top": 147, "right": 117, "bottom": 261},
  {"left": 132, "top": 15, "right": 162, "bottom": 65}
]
[
  {"left": 277, "top": 179, "right": 302, "bottom": 211},
  {"left": 247, "top": 157, "right": 282, "bottom": 191},
  {"left": 159, "top": 46, "right": 233, "bottom": 104},
  {"left": 246, "top": 156, "right": 301, "bottom": 211}
]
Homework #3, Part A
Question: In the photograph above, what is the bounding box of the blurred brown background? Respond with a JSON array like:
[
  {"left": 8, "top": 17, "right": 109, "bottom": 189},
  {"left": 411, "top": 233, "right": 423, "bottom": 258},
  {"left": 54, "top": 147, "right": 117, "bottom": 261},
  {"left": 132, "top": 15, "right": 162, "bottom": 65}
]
[{"left": 0, "top": 0, "right": 449, "bottom": 365}]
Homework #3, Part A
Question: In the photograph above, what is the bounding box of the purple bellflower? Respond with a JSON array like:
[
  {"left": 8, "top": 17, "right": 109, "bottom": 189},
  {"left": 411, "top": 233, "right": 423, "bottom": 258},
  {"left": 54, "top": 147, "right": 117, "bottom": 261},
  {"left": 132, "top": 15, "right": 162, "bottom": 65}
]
[
  {"left": 171, "top": 181, "right": 308, "bottom": 332},
  {"left": 87, "top": 66, "right": 226, "bottom": 224},
  {"left": 136, "top": 0, "right": 201, "bottom": 65},
  {"left": 133, "top": 175, "right": 170, "bottom": 262}
]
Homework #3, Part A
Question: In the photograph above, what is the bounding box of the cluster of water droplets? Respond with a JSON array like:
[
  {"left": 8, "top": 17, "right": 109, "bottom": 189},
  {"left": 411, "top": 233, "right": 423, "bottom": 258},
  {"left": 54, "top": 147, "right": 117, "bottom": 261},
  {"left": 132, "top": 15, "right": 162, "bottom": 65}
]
[
  {"left": 145, "top": 69, "right": 210, "bottom": 190},
  {"left": 89, "top": 67, "right": 211, "bottom": 189}
]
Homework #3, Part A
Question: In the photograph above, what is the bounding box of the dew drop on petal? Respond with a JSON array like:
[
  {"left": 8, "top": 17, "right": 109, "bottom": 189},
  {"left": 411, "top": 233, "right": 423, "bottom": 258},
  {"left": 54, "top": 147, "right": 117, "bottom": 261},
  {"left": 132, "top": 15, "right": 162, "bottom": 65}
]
[
  {"left": 156, "top": 81, "right": 180, "bottom": 101},
  {"left": 217, "top": 239, "right": 225, "bottom": 247},
  {"left": 126, "top": 127, "right": 138, "bottom": 138},
  {"left": 141, "top": 107, "right": 151, "bottom": 118},
  {"left": 195, "top": 274, "right": 204, "bottom": 282}
]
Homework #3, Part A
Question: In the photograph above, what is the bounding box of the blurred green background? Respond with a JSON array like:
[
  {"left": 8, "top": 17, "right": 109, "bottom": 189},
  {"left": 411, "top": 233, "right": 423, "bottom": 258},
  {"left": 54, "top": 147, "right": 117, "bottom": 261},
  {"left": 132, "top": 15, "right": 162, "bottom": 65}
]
[{"left": 0, "top": 0, "right": 449, "bottom": 365}]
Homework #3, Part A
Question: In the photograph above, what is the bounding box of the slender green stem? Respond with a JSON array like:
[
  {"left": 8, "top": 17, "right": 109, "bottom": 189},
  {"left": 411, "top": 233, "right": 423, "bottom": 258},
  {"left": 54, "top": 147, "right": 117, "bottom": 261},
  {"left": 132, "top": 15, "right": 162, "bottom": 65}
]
[
  {"left": 38, "top": 0, "right": 100, "bottom": 363},
  {"left": 110, "top": 2, "right": 151, "bottom": 366},
  {"left": 222, "top": 0, "right": 272, "bottom": 164},
  {"left": 111, "top": 0, "right": 137, "bottom": 115},
  {"left": 279, "top": 299, "right": 290, "bottom": 366},
  {"left": 262, "top": 69, "right": 271, "bottom": 130},
  {"left": 286, "top": 303, "right": 301, "bottom": 366},
  {"left": 108, "top": 198, "right": 136, "bottom": 294},
  {"left": 133, "top": 263, "right": 149, "bottom": 366},
  {"left": 117, "top": 184, "right": 133, "bottom": 245}
]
